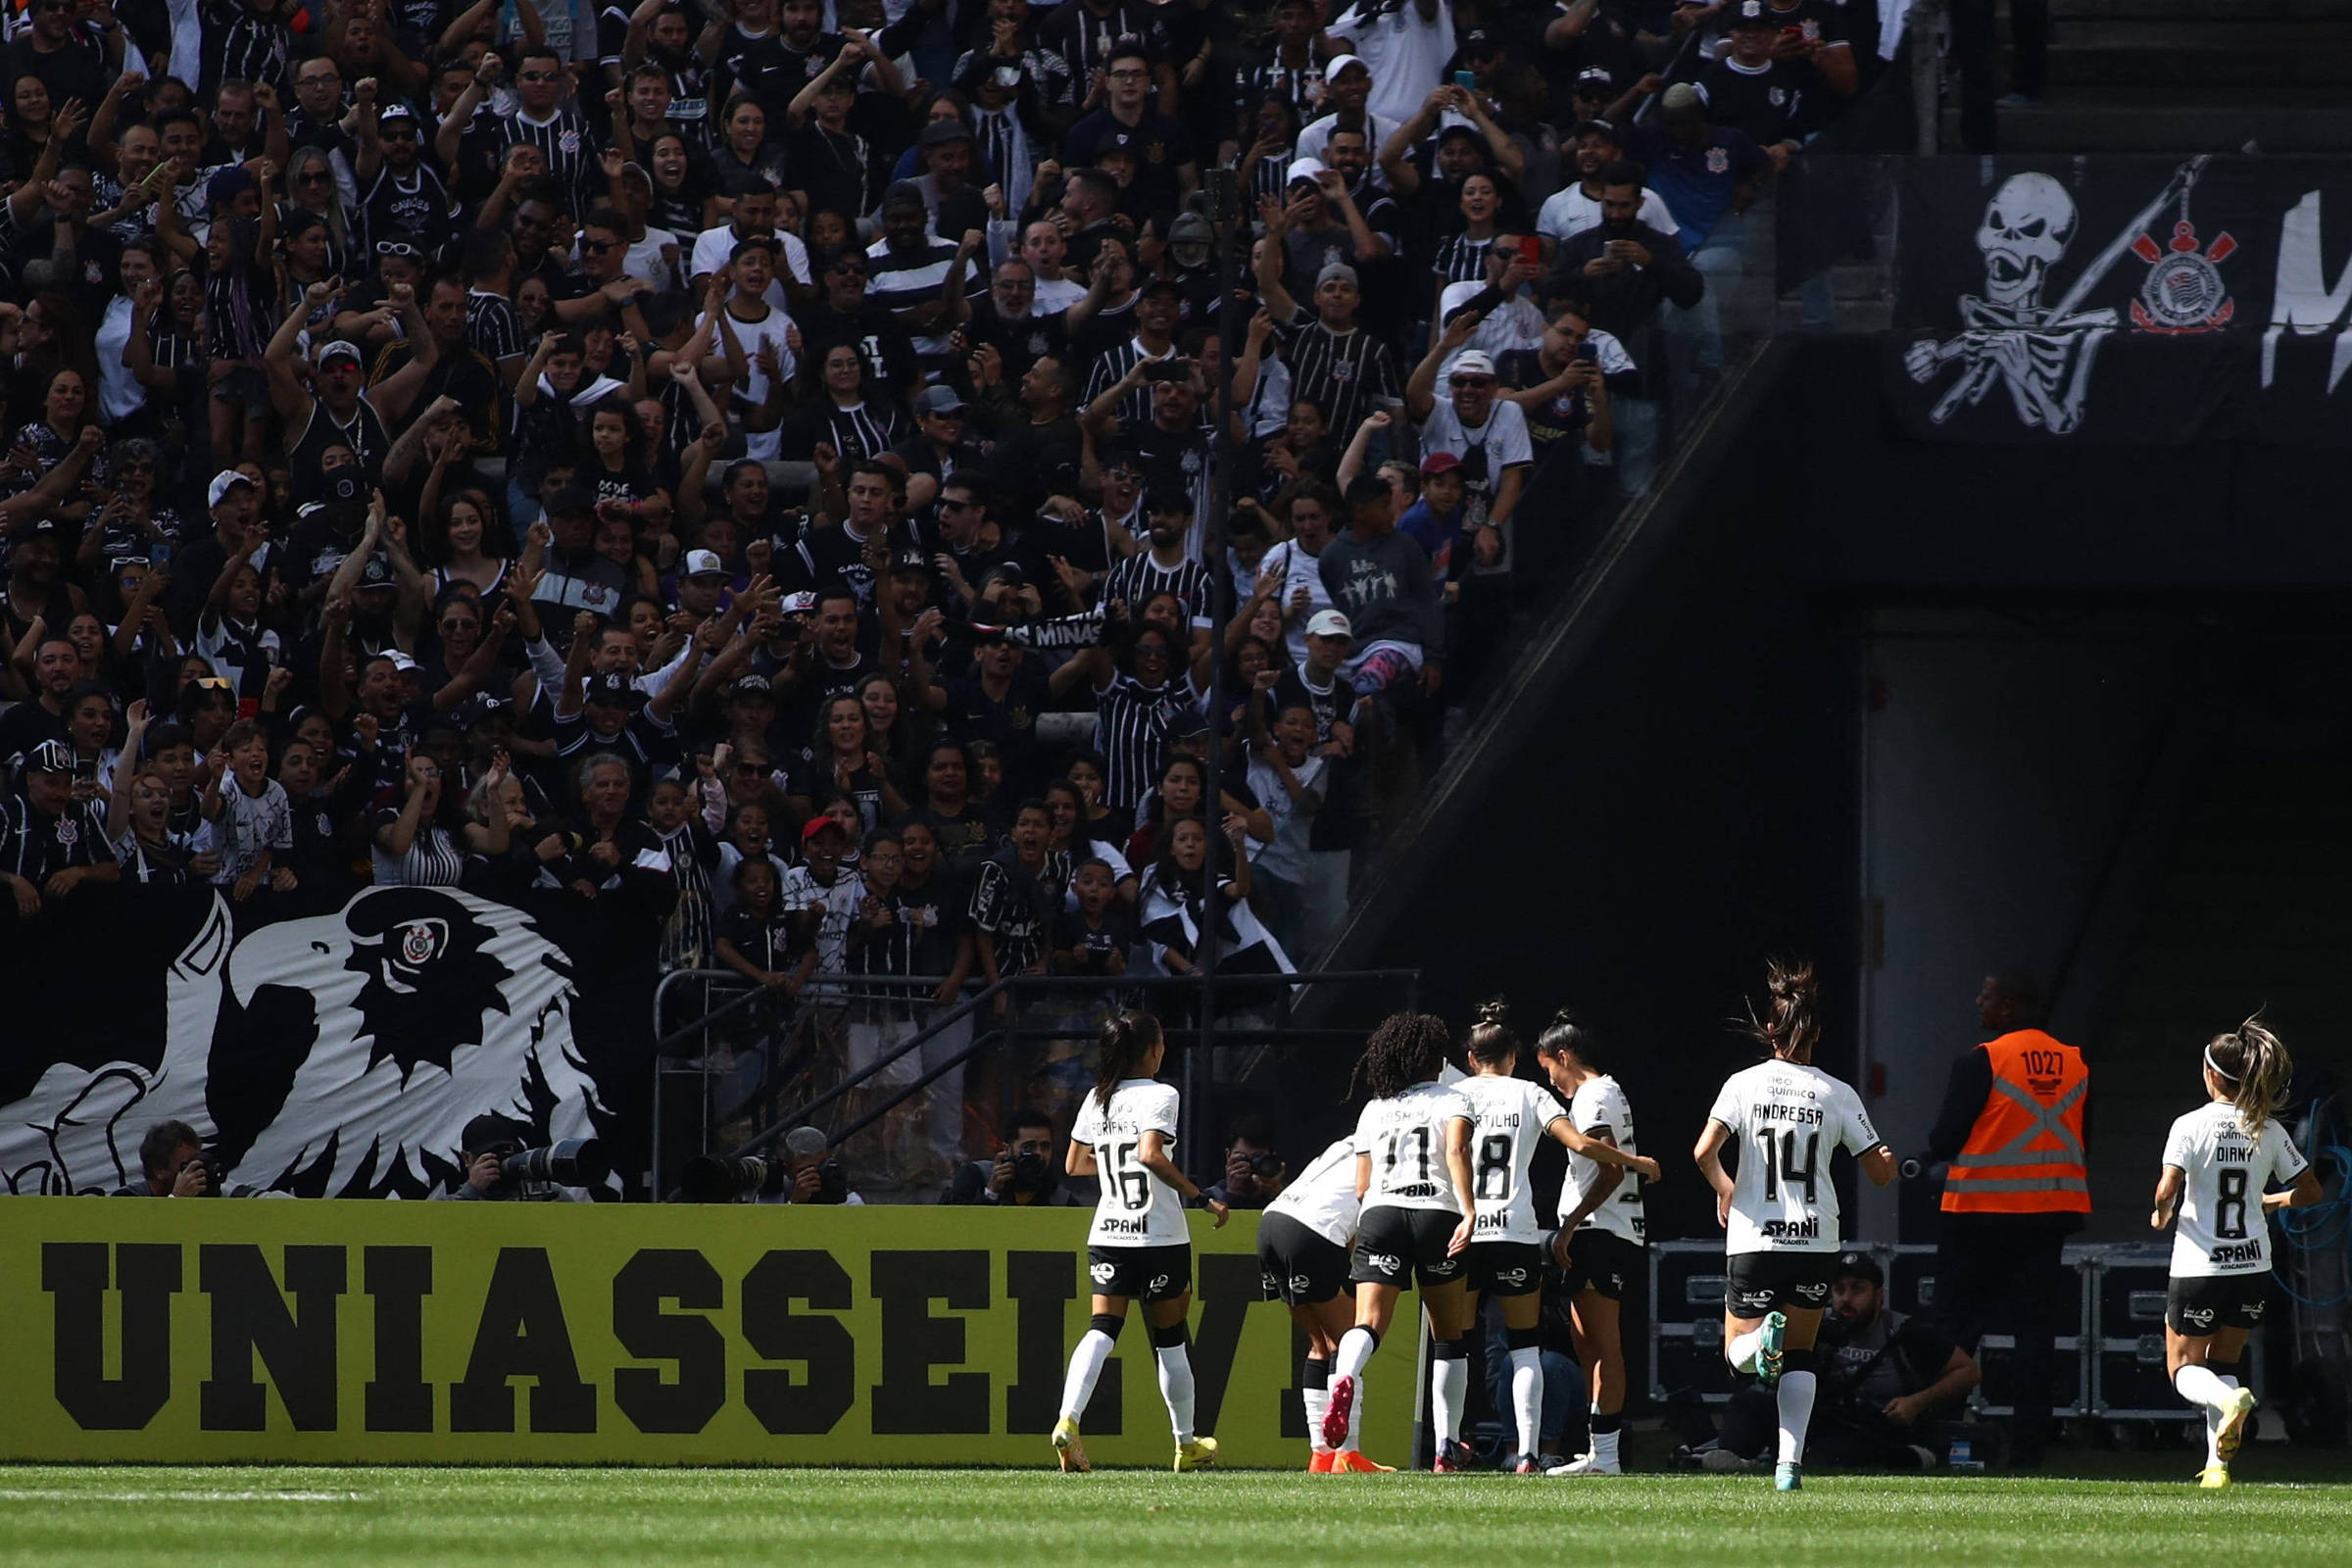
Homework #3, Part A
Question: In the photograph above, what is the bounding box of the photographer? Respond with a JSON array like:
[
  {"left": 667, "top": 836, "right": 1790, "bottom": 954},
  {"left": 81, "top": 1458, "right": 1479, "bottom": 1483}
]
[
  {"left": 1200, "top": 1114, "right": 1288, "bottom": 1209},
  {"left": 945, "top": 1111, "right": 1083, "bottom": 1206},
  {"left": 772, "top": 1125, "right": 864, "bottom": 1205},
  {"left": 432, "top": 1114, "right": 595, "bottom": 1202},
  {"left": 136, "top": 1120, "right": 211, "bottom": 1197},
  {"left": 1701, "top": 1251, "right": 1981, "bottom": 1472}
]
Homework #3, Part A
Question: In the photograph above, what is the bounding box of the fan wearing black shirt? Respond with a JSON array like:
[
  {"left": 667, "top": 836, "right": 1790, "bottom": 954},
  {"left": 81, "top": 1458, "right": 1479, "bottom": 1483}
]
[
  {"left": 951, "top": 257, "right": 1070, "bottom": 394},
  {"left": 1697, "top": 3, "right": 1810, "bottom": 155},
  {"left": 979, "top": 354, "right": 1085, "bottom": 520}
]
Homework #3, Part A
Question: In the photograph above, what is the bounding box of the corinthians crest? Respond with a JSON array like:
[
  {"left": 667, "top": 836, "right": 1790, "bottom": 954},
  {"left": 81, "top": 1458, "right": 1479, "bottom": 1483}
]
[{"left": 1905, "top": 156, "right": 2215, "bottom": 435}]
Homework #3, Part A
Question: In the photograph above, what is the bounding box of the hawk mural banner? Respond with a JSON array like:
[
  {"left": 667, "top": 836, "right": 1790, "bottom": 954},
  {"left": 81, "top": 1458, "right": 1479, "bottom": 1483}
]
[
  {"left": 1887, "top": 156, "right": 2352, "bottom": 445},
  {"left": 0, "top": 884, "right": 663, "bottom": 1200}
]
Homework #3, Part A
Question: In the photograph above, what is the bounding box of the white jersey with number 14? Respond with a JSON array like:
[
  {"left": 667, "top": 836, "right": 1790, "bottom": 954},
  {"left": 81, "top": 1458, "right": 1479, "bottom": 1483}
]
[
  {"left": 1708, "top": 1058, "right": 1882, "bottom": 1255},
  {"left": 1071, "top": 1078, "right": 1187, "bottom": 1248}
]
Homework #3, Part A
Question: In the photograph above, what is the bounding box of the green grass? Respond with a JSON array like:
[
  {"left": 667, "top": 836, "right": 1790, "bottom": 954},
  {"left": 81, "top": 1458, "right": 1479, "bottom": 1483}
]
[{"left": 4, "top": 1460, "right": 2352, "bottom": 1567}]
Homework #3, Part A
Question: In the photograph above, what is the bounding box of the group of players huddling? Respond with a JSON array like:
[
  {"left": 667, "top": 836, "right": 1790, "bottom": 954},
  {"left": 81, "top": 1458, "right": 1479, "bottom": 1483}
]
[{"left": 1045, "top": 964, "right": 2322, "bottom": 1487}]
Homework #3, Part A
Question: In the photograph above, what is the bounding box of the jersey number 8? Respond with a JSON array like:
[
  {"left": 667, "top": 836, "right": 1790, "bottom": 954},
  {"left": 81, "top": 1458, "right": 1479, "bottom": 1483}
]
[
  {"left": 1475, "top": 1134, "right": 1513, "bottom": 1200},
  {"left": 2216, "top": 1167, "right": 2248, "bottom": 1240},
  {"left": 1760, "top": 1128, "right": 1820, "bottom": 1205}
]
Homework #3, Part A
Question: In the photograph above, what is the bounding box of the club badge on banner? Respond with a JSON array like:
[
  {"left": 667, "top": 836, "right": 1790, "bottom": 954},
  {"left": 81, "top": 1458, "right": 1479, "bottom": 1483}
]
[
  {"left": 0, "top": 1202, "right": 1418, "bottom": 1466},
  {"left": 1887, "top": 155, "right": 2352, "bottom": 445}
]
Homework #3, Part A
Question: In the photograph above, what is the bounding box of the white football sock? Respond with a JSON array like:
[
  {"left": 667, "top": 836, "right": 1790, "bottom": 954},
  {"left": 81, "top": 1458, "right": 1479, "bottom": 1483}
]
[
  {"left": 2203, "top": 1404, "right": 2224, "bottom": 1468},
  {"left": 1057, "top": 1329, "right": 1115, "bottom": 1424},
  {"left": 2174, "top": 1363, "right": 2232, "bottom": 1414},
  {"left": 1775, "top": 1369, "right": 1817, "bottom": 1465},
  {"left": 1303, "top": 1387, "right": 1332, "bottom": 1454},
  {"left": 1592, "top": 1425, "right": 1622, "bottom": 1465},
  {"left": 1333, "top": 1327, "right": 1377, "bottom": 1383},
  {"left": 1726, "top": 1327, "right": 1764, "bottom": 1374},
  {"left": 1509, "top": 1348, "right": 1544, "bottom": 1457},
  {"left": 1432, "top": 1351, "right": 1469, "bottom": 1446},
  {"left": 1156, "top": 1344, "right": 1197, "bottom": 1445}
]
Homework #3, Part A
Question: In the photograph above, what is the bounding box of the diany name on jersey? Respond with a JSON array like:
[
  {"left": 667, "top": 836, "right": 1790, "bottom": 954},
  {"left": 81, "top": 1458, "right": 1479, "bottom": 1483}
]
[
  {"left": 1757, "top": 1104, "right": 1825, "bottom": 1127},
  {"left": 2208, "top": 1241, "right": 2264, "bottom": 1266},
  {"left": 2214, "top": 1143, "right": 2256, "bottom": 1164},
  {"left": 1759, "top": 1217, "right": 1822, "bottom": 1240}
]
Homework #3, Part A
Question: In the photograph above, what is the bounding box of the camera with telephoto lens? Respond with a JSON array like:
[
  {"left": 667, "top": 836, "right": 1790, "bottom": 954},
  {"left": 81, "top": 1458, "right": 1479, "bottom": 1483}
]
[
  {"left": 501, "top": 1138, "right": 609, "bottom": 1188},
  {"left": 1249, "top": 1152, "right": 1284, "bottom": 1180},
  {"left": 678, "top": 1153, "right": 784, "bottom": 1202}
]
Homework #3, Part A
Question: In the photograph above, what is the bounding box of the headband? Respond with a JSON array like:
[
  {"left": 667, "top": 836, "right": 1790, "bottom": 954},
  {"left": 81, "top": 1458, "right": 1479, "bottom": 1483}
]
[{"left": 2203, "top": 1044, "right": 2239, "bottom": 1083}]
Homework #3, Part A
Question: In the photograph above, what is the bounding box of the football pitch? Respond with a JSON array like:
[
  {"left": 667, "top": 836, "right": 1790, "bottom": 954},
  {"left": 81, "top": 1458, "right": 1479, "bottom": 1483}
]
[{"left": 4, "top": 1461, "right": 2351, "bottom": 1567}]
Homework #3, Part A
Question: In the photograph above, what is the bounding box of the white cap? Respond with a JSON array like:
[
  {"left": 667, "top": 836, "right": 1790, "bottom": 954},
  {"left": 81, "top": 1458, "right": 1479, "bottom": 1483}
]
[
  {"left": 1325, "top": 53, "right": 1369, "bottom": 79},
  {"left": 385, "top": 651, "right": 422, "bottom": 673},
  {"left": 208, "top": 469, "right": 257, "bottom": 508},
  {"left": 1285, "top": 156, "right": 1329, "bottom": 187},
  {"left": 683, "top": 549, "right": 727, "bottom": 577},
  {"left": 1449, "top": 350, "right": 1498, "bottom": 378},
  {"left": 1304, "top": 609, "right": 1353, "bottom": 640}
]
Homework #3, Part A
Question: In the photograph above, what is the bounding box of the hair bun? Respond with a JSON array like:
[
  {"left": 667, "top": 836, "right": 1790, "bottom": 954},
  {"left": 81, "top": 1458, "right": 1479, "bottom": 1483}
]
[
  {"left": 1473, "top": 998, "right": 1511, "bottom": 1028},
  {"left": 1547, "top": 1005, "right": 1581, "bottom": 1031}
]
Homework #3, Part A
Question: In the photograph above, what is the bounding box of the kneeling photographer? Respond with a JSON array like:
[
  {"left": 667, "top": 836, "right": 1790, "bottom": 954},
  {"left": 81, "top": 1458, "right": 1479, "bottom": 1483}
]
[
  {"left": 434, "top": 1114, "right": 605, "bottom": 1201},
  {"left": 1709, "top": 1250, "right": 1981, "bottom": 1471},
  {"left": 945, "top": 1111, "right": 1083, "bottom": 1206},
  {"left": 674, "top": 1126, "right": 863, "bottom": 1203}
]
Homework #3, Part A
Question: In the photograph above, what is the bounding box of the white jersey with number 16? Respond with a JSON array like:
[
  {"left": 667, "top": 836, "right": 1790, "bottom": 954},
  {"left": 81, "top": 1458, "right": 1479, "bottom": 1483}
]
[
  {"left": 1071, "top": 1078, "right": 1188, "bottom": 1248},
  {"left": 1708, "top": 1058, "right": 1883, "bottom": 1255}
]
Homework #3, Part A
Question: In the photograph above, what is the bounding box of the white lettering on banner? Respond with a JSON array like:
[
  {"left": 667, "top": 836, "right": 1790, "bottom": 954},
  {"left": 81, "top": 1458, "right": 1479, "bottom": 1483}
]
[{"left": 2261, "top": 190, "right": 2352, "bottom": 393}]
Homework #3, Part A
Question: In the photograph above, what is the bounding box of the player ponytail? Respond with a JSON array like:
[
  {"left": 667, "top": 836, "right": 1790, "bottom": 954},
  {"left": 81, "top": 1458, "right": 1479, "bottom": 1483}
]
[
  {"left": 1351, "top": 1010, "right": 1450, "bottom": 1101},
  {"left": 1535, "top": 1006, "right": 1605, "bottom": 1070},
  {"left": 1743, "top": 956, "right": 1820, "bottom": 1064},
  {"left": 1465, "top": 998, "right": 1519, "bottom": 1068},
  {"left": 1095, "top": 1011, "right": 1164, "bottom": 1112},
  {"left": 2205, "top": 1013, "right": 2293, "bottom": 1138}
]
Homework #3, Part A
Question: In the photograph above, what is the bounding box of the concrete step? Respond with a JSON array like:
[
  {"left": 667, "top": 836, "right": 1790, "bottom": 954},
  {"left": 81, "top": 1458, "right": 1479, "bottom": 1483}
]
[
  {"left": 2047, "top": 37, "right": 2352, "bottom": 88},
  {"left": 2052, "top": 0, "right": 2352, "bottom": 19},
  {"left": 1950, "top": 89, "right": 2352, "bottom": 153}
]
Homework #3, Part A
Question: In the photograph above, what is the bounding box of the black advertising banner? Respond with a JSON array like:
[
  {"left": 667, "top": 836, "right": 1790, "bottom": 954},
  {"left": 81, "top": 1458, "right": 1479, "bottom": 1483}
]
[
  {"left": 1888, "top": 157, "right": 2352, "bottom": 444},
  {"left": 0, "top": 886, "right": 660, "bottom": 1199}
]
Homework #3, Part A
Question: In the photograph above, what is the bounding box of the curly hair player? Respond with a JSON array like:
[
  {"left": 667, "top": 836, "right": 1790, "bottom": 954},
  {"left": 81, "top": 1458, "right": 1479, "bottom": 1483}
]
[
  {"left": 2151, "top": 1015, "right": 2323, "bottom": 1488},
  {"left": 1052, "top": 1012, "right": 1230, "bottom": 1473},
  {"left": 1692, "top": 959, "right": 1895, "bottom": 1492}
]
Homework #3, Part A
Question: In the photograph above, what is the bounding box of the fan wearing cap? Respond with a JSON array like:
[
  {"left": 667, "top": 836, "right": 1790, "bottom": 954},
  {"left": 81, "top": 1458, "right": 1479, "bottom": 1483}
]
[
  {"left": 551, "top": 611, "right": 701, "bottom": 789},
  {"left": 1273, "top": 607, "right": 1360, "bottom": 758},
  {"left": 1254, "top": 210, "right": 1401, "bottom": 437},
  {"left": 1538, "top": 120, "right": 1681, "bottom": 245},
  {"left": 1079, "top": 270, "right": 1185, "bottom": 429},
  {"left": 1375, "top": 83, "right": 1523, "bottom": 228},
  {"left": 907, "top": 117, "right": 994, "bottom": 242},
  {"left": 1294, "top": 55, "right": 1400, "bottom": 183},
  {"left": 889, "top": 386, "right": 990, "bottom": 514},
  {"left": 866, "top": 181, "right": 986, "bottom": 372},
  {"left": 357, "top": 101, "right": 459, "bottom": 262},
  {"left": 1062, "top": 42, "right": 1197, "bottom": 215},
  {"left": 265, "top": 273, "right": 435, "bottom": 501},
  {"left": 1259, "top": 155, "right": 1382, "bottom": 309},
  {"left": 1404, "top": 327, "right": 1533, "bottom": 584},
  {"left": 1696, "top": 1, "right": 1812, "bottom": 153},
  {"left": 0, "top": 739, "right": 118, "bottom": 919}
]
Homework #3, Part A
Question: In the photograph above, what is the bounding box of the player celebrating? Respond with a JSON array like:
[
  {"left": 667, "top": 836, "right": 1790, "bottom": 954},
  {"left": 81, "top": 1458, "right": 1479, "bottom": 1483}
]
[
  {"left": 1322, "top": 1011, "right": 1478, "bottom": 1471},
  {"left": 1693, "top": 959, "right": 1896, "bottom": 1492},
  {"left": 1456, "top": 1001, "right": 1662, "bottom": 1473},
  {"left": 1053, "top": 1012, "right": 1230, "bottom": 1474},
  {"left": 1538, "top": 1009, "right": 1650, "bottom": 1477},
  {"left": 2152, "top": 1015, "right": 2322, "bottom": 1488},
  {"left": 1257, "top": 1136, "right": 1368, "bottom": 1471}
]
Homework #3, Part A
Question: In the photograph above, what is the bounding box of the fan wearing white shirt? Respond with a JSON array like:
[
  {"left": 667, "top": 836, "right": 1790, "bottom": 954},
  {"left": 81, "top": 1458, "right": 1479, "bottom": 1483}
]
[
  {"left": 1693, "top": 958, "right": 1894, "bottom": 1493},
  {"left": 1537, "top": 120, "right": 1681, "bottom": 246},
  {"left": 2151, "top": 1017, "right": 2322, "bottom": 1488}
]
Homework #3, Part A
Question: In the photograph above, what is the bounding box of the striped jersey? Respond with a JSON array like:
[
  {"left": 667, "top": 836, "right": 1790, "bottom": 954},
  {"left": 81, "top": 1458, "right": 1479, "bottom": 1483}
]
[{"left": 1276, "top": 316, "right": 1400, "bottom": 435}]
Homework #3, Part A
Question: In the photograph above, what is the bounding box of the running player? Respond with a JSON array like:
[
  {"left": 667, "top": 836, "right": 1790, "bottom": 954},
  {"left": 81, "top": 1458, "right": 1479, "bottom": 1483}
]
[
  {"left": 1537, "top": 1009, "right": 1649, "bottom": 1477},
  {"left": 1257, "top": 1136, "right": 1368, "bottom": 1472},
  {"left": 1692, "top": 959, "right": 1896, "bottom": 1492},
  {"left": 1053, "top": 1011, "right": 1230, "bottom": 1473},
  {"left": 1456, "top": 1002, "right": 1662, "bottom": 1473},
  {"left": 1323, "top": 1012, "right": 1478, "bottom": 1472},
  {"left": 2153, "top": 1015, "right": 2322, "bottom": 1488}
]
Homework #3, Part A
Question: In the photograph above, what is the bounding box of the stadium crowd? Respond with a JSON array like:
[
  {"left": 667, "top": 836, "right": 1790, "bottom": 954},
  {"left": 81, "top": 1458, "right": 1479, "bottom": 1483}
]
[{"left": 0, "top": 0, "right": 1885, "bottom": 1177}]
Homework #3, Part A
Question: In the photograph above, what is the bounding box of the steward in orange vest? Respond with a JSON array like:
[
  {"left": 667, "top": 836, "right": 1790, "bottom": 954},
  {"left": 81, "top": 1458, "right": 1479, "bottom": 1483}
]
[{"left": 1939, "top": 1029, "right": 2089, "bottom": 1215}]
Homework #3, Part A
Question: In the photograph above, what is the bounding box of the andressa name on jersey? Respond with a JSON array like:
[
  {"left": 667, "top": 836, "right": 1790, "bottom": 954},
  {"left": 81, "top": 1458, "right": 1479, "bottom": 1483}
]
[{"left": 1757, "top": 1101, "right": 1825, "bottom": 1126}]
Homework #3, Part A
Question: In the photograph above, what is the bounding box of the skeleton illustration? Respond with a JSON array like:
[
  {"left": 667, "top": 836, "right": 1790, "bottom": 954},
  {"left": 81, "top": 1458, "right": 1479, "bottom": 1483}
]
[{"left": 1904, "top": 172, "right": 2117, "bottom": 432}]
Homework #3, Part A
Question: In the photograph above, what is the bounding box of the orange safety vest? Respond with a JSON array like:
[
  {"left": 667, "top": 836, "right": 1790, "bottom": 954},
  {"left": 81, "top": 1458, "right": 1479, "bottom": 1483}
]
[{"left": 1940, "top": 1028, "right": 2090, "bottom": 1215}]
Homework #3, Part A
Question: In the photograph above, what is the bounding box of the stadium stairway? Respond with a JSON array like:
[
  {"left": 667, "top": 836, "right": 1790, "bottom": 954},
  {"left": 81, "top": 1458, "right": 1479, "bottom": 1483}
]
[
  {"left": 2058, "top": 640, "right": 2352, "bottom": 1236},
  {"left": 1953, "top": 0, "right": 2352, "bottom": 153}
]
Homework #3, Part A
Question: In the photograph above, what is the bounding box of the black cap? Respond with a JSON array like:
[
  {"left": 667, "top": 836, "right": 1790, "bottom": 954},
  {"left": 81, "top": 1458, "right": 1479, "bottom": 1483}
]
[
  {"left": 1166, "top": 708, "right": 1210, "bottom": 739},
  {"left": 1459, "top": 25, "right": 1498, "bottom": 52},
  {"left": 462, "top": 1113, "right": 530, "bottom": 1154},
  {"left": 545, "top": 486, "right": 596, "bottom": 516},
  {"left": 1144, "top": 486, "right": 1191, "bottom": 514},
  {"left": 455, "top": 692, "right": 513, "bottom": 728},
  {"left": 584, "top": 671, "right": 642, "bottom": 707},
  {"left": 1138, "top": 275, "right": 1186, "bottom": 299},
  {"left": 881, "top": 179, "right": 929, "bottom": 213},
  {"left": 891, "top": 548, "right": 931, "bottom": 575},
  {"left": 1731, "top": 0, "right": 1775, "bottom": 23},
  {"left": 920, "top": 117, "right": 974, "bottom": 147},
  {"left": 1833, "top": 1250, "right": 1884, "bottom": 1286},
  {"left": 24, "top": 739, "right": 74, "bottom": 774},
  {"left": 1571, "top": 118, "right": 1619, "bottom": 141},
  {"left": 359, "top": 553, "right": 396, "bottom": 588}
]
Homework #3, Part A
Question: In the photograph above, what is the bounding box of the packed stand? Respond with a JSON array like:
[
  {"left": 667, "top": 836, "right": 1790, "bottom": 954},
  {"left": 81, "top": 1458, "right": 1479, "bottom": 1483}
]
[{"left": 0, "top": 0, "right": 1880, "bottom": 1189}]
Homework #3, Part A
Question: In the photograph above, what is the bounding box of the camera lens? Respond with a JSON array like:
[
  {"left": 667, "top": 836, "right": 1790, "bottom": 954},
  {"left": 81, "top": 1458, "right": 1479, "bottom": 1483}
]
[{"left": 1250, "top": 1152, "right": 1284, "bottom": 1179}]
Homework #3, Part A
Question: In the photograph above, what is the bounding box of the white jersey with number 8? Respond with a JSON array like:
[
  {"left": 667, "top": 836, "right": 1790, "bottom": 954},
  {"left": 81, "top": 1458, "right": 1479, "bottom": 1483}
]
[
  {"left": 1708, "top": 1058, "right": 1883, "bottom": 1255},
  {"left": 1455, "top": 1074, "right": 1569, "bottom": 1244},
  {"left": 2164, "top": 1102, "right": 2309, "bottom": 1277},
  {"left": 1355, "top": 1081, "right": 1475, "bottom": 1214},
  {"left": 1072, "top": 1078, "right": 1188, "bottom": 1248}
]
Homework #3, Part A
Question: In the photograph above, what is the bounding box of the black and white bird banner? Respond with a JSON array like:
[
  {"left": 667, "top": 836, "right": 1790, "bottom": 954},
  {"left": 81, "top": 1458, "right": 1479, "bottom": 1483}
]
[
  {"left": 1889, "top": 156, "right": 2352, "bottom": 444},
  {"left": 0, "top": 885, "right": 659, "bottom": 1198}
]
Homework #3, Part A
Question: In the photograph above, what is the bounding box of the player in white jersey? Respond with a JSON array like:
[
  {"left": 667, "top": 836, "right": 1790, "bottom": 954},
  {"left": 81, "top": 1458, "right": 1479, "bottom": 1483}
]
[
  {"left": 1456, "top": 1002, "right": 1661, "bottom": 1474},
  {"left": 1257, "top": 1136, "right": 1368, "bottom": 1472},
  {"left": 2152, "top": 1016, "right": 2321, "bottom": 1488},
  {"left": 1321, "top": 1012, "right": 1477, "bottom": 1472},
  {"left": 1052, "top": 1012, "right": 1230, "bottom": 1474},
  {"left": 1693, "top": 959, "right": 1894, "bottom": 1492},
  {"left": 1535, "top": 1009, "right": 1649, "bottom": 1477}
]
